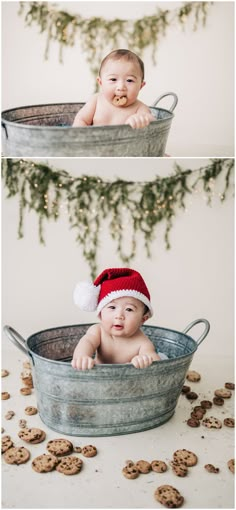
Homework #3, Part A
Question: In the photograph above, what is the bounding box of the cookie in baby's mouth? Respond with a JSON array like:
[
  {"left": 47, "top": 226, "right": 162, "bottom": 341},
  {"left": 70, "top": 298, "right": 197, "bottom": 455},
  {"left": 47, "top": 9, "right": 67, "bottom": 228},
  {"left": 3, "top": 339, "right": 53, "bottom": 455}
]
[{"left": 112, "top": 95, "right": 127, "bottom": 106}]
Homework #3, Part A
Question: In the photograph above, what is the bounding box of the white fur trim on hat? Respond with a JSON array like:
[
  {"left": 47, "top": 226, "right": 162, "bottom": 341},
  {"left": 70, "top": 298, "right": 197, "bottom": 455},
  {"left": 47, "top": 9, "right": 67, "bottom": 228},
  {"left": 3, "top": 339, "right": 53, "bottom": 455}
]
[
  {"left": 96, "top": 289, "right": 153, "bottom": 317},
  {"left": 73, "top": 281, "right": 101, "bottom": 312}
]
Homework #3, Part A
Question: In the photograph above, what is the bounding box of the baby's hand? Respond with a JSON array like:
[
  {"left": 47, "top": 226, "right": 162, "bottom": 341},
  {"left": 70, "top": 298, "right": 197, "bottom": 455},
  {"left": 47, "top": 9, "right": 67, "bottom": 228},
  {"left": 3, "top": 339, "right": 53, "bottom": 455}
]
[
  {"left": 131, "top": 354, "right": 154, "bottom": 369},
  {"left": 125, "top": 113, "right": 153, "bottom": 129},
  {"left": 71, "top": 356, "right": 95, "bottom": 370}
]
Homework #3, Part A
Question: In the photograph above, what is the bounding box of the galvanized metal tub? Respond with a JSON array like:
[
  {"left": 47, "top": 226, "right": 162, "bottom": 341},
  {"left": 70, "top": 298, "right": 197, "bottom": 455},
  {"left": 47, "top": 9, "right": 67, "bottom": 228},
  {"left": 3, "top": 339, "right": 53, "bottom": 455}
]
[
  {"left": 1, "top": 92, "right": 177, "bottom": 157},
  {"left": 4, "top": 318, "right": 209, "bottom": 436}
]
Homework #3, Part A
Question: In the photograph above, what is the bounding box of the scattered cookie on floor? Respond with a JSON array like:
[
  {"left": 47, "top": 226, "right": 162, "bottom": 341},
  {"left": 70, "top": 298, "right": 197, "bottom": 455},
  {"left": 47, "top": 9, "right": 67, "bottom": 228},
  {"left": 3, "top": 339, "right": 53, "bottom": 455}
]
[
  {"left": 170, "top": 461, "right": 188, "bottom": 477},
  {"left": 187, "top": 417, "right": 200, "bottom": 427},
  {"left": 46, "top": 438, "right": 73, "bottom": 456},
  {"left": 1, "top": 369, "right": 9, "bottom": 377},
  {"left": 151, "top": 460, "right": 168, "bottom": 473},
  {"left": 202, "top": 416, "right": 222, "bottom": 429},
  {"left": 190, "top": 409, "right": 204, "bottom": 420},
  {"left": 200, "top": 400, "right": 212, "bottom": 409},
  {"left": 181, "top": 385, "right": 191, "bottom": 394},
  {"left": 21, "top": 370, "right": 33, "bottom": 388},
  {"left": 81, "top": 445, "right": 97, "bottom": 457},
  {"left": 122, "top": 464, "right": 139, "bottom": 479},
  {"left": 186, "top": 391, "right": 198, "bottom": 400},
  {"left": 173, "top": 449, "right": 198, "bottom": 467},
  {"left": 193, "top": 405, "right": 206, "bottom": 415},
  {"left": 1, "top": 392, "right": 10, "bottom": 400},
  {"left": 18, "top": 427, "right": 46, "bottom": 444},
  {"left": 154, "top": 485, "right": 184, "bottom": 508},
  {"left": 214, "top": 388, "right": 232, "bottom": 399},
  {"left": 20, "top": 387, "right": 32, "bottom": 396},
  {"left": 56, "top": 456, "right": 83, "bottom": 475},
  {"left": 213, "top": 396, "right": 224, "bottom": 406},
  {"left": 32, "top": 453, "right": 59, "bottom": 473},
  {"left": 135, "top": 460, "right": 151, "bottom": 474},
  {"left": 3, "top": 446, "right": 30, "bottom": 465},
  {"left": 223, "top": 418, "right": 235, "bottom": 428},
  {"left": 19, "top": 419, "right": 27, "bottom": 428},
  {"left": 24, "top": 406, "right": 38, "bottom": 415},
  {"left": 225, "top": 382, "right": 234, "bottom": 390},
  {"left": 5, "top": 410, "right": 15, "bottom": 420},
  {"left": 227, "top": 459, "right": 235, "bottom": 474},
  {"left": 23, "top": 360, "right": 31, "bottom": 369},
  {"left": 1, "top": 435, "right": 14, "bottom": 453},
  {"left": 74, "top": 446, "right": 82, "bottom": 453},
  {"left": 204, "top": 463, "right": 219, "bottom": 473},
  {"left": 186, "top": 370, "right": 201, "bottom": 382}
]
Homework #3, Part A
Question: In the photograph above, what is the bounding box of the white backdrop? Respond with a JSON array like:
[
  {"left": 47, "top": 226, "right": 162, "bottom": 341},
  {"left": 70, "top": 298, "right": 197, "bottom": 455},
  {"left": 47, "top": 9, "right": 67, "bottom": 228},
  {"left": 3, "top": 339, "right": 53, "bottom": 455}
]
[
  {"left": 2, "top": 158, "right": 234, "bottom": 360},
  {"left": 1, "top": 1, "right": 234, "bottom": 157}
]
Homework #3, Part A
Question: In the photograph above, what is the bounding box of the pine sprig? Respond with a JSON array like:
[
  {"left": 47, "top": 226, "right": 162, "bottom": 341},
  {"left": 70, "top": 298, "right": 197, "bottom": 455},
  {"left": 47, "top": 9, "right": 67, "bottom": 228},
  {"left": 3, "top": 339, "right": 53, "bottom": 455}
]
[
  {"left": 2, "top": 158, "right": 233, "bottom": 278},
  {"left": 18, "top": 2, "right": 212, "bottom": 79}
]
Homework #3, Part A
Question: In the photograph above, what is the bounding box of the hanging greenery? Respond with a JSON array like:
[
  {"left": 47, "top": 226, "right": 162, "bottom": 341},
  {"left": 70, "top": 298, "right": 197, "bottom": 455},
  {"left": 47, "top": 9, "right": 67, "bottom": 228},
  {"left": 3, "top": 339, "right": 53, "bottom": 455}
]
[
  {"left": 18, "top": 1, "right": 212, "bottom": 78},
  {"left": 2, "top": 159, "right": 234, "bottom": 278}
]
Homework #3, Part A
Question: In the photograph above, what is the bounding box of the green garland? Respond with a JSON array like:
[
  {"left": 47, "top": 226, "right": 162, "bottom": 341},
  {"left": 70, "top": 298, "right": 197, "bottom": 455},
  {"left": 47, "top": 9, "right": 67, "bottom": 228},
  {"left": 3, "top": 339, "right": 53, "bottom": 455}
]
[
  {"left": 2, "top": 159, "right": 234, "bottom": 278},
  {"left": 18, "top": 1, "right": 212, "bottom": 78}
]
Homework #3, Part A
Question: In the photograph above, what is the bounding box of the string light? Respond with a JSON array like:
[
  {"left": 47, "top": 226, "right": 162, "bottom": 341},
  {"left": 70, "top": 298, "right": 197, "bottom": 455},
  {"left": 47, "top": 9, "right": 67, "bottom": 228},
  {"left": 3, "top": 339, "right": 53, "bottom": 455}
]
[
  {"left": 2, "top": 158, "right": 234, "bottom": 279},
  {"left": 19, "top": 1, "right": 212, "bottom": 78}
]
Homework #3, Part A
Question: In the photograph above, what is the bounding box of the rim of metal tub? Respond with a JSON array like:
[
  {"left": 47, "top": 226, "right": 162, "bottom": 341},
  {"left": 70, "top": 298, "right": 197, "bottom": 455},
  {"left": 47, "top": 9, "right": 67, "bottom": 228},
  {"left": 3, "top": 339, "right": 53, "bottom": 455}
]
[
  {"left": 1, "top": 92, "right": 178, "bottom": 131},
  {"left": 4, "top": 318, "right": 209, "bottom": 367}
]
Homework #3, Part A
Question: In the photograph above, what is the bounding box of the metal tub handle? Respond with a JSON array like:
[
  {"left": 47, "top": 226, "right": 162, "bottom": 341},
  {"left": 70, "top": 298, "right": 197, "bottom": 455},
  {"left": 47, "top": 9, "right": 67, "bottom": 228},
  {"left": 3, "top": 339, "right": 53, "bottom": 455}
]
[
  {"left": 182, "top": 319, "right": 210, "bottom": 346},
  {"left": 1, "top": 121, "right": 8, "bottom": 139},
  {"left": 3, "top": 325, "right": 30, "bottom": 356},
  {"left": 152, "top": 92, "right": 178, "bottom": 112}
]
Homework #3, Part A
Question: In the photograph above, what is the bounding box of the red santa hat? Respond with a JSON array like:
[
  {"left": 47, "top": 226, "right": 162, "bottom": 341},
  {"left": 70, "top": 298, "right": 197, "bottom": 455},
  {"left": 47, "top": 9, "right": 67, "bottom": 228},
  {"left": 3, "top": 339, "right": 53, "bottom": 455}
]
[{"left": 73, "top": 267, "right": 153, "bottom": 317}]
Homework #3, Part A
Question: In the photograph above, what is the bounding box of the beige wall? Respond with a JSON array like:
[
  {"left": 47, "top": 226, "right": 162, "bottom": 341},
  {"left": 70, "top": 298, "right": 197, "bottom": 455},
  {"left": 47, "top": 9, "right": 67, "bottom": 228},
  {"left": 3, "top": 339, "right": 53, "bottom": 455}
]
[
  {"left": 2, "top": 158, "right": 234, "bottom": 358},
  {"left": 1, "top": 1, "right": 234, "bottom": 156}
]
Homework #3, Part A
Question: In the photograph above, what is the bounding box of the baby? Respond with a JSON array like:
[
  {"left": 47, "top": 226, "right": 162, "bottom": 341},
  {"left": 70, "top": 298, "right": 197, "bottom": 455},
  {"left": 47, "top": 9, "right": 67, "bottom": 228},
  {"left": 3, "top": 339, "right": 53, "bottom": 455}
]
[
  {"left": 72, "top": 49, "right": 156, "bottom": 129},
  {"left": 72, "top": 267, "right": 161, "bottom": 370}
]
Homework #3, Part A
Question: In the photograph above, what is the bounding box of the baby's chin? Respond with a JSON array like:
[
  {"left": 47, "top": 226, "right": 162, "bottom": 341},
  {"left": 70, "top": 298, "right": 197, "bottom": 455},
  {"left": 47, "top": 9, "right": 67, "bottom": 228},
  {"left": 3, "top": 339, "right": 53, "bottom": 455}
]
[{"left": 112, "top": 95, "right": 128, "bottom": 106}]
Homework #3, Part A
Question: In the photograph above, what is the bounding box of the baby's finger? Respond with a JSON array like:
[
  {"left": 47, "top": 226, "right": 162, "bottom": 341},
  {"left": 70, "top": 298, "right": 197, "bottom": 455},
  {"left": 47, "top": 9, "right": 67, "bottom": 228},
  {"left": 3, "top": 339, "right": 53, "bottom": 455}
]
[
  {"left": 81, "top": 357, "right": 92, "bottom": 370},
  {"left": 127, "top": 117, "right": 137, "bottom": 129}
]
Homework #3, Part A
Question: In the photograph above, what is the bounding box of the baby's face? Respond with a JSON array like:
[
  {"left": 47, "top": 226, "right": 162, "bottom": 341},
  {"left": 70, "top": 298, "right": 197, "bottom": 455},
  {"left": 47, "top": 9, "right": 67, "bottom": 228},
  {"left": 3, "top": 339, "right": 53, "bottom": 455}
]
[
  {"left": 100, "top": 296, "right": 148, "bottom": 338},
  {"left": 97, "top": 58, "right": 145, "bottom": 107}
]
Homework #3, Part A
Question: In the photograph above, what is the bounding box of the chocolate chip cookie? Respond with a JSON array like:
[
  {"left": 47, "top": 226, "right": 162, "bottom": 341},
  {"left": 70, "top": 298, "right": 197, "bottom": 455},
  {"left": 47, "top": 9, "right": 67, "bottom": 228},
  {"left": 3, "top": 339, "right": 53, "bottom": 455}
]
[
  {"left": 46, "top": 438, "right": 73, "bottom": 456},
  {"left": 32, "top": 453, "right": 59, "bottom": 473},
  {"left": 173, "top": 449, "right": 198, "bottom": 467},
  {"left": 4, "top": 446, "right": 30, "bottom": 465},
  {"left": 154, "top": 485, "right": 184, "bottom": 508}
]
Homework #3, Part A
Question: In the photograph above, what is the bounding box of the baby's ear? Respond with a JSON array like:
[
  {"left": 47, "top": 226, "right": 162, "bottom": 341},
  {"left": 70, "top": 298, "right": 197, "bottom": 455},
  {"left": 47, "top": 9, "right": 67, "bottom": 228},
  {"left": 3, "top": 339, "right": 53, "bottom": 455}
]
[
  {"left": 141, "top": 313, "right": 149, "bottom": 324},
  {"left": 140, "top": 81, "right": 146, "bottom": 90},
  {"left": 97, "top": 76, "right": 102, "bottom": 86}
]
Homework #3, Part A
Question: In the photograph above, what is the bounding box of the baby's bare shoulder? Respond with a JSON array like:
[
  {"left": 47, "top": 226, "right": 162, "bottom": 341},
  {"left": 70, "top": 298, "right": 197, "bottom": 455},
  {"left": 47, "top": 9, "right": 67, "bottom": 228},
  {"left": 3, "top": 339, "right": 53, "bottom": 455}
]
[{"left": 87, "top": 323, "right": 101, "bottom": 336}]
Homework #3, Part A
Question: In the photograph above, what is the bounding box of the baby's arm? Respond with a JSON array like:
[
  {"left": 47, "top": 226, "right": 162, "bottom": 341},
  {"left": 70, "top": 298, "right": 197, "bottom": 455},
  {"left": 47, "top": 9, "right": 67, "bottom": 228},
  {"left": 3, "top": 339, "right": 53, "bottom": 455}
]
[
  {"left": 72, "top": 94, "right": 98, "bottom": 127},
  {"left": 131, "top": 338, "right": 161, "bottom": 369},
  {"left": 125, "top": 103, "right": 155, "bottom": 129},
  {"left": 71, "top": 324, "right": 101, "bottom": 370}
]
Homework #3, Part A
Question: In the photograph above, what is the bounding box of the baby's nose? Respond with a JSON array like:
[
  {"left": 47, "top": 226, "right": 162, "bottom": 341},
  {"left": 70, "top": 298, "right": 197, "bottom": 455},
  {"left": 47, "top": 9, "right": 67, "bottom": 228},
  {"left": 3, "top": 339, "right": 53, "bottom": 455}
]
[
  {"left": 115, "top": 309, "right": 124, "bottom": 319},
  {"left": 116, "top": 80, "right": 126, "bottom": 91}
]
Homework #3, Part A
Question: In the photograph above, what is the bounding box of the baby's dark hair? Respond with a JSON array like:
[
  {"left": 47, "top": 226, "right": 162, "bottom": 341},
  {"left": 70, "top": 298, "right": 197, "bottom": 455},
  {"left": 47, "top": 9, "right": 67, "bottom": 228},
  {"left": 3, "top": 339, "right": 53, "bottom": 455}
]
[{"left": 99, "top": 49, "right": 145, "bottom": 81}]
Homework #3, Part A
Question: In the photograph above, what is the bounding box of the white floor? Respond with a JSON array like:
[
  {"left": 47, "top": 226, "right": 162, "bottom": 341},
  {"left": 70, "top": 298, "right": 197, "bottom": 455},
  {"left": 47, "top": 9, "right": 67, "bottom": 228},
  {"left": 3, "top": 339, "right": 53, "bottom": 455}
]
[{"left": 1, "top": 346, "right": 234, "bottom": 509}]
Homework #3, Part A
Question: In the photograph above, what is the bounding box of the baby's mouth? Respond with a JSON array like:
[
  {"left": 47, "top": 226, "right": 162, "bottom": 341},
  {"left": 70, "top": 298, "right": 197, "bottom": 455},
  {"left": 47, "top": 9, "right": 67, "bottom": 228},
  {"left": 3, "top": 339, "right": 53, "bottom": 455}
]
[{"left": 112, "top": 95, "right": 127, "bottom": 107}]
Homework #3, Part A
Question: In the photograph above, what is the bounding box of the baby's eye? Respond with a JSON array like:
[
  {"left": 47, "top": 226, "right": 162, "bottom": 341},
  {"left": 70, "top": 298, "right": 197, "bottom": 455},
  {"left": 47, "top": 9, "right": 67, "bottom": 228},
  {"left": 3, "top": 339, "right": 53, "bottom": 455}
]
[
  {"left": 109, "top": 78, "right": 117, "bottom": 82},
  {"left": 127, "top": 79, "right": 134, "bottom": 83},
  {"left": 108, "top": 305, "right": 116, "bottom": 309},
  {"left": 126, "top": 307, "right": 134, "bottom": 312}
]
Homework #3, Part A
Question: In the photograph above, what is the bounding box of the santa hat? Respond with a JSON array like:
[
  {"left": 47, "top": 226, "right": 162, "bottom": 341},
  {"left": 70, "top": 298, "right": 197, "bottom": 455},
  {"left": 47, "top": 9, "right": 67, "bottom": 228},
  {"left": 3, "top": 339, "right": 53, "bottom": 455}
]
[{"left": 73, "top": 267, "right": 153, "bottom": 317}]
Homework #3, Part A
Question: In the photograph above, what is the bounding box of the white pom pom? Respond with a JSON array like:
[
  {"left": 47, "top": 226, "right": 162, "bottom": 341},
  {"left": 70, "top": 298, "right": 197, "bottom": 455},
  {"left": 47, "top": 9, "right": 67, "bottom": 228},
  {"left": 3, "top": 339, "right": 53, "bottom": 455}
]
[{"left": 73, "top": 281, "right": 100, "bottom": 311}]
